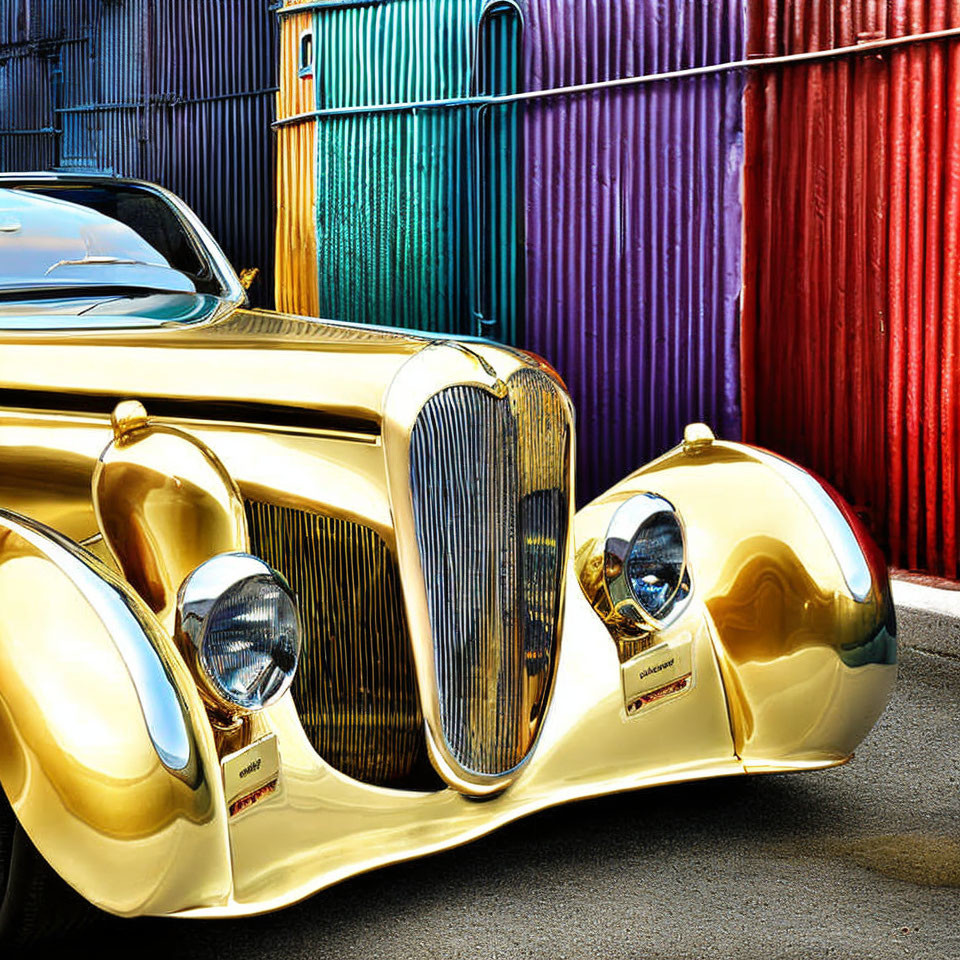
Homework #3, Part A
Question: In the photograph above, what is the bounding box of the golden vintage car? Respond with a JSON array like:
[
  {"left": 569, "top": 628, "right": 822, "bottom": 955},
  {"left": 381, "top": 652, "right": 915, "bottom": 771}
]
[{"left": 0, "top": 174, "right": 896, "bottom": 943}]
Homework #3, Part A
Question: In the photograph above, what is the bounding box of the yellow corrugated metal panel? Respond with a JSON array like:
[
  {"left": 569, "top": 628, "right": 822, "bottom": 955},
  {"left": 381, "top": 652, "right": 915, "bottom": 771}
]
[{"left": 275, "top": 8, "right": 318, "bottom": 315}]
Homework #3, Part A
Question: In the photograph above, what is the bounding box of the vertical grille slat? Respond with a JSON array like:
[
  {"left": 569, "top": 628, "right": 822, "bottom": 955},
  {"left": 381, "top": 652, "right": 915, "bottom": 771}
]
[
  {"left": 245, "top": 500, "right": 438, "bottom": 790},
  {"left": 409, "top": 368, "right": 570, "bottom": 777}
]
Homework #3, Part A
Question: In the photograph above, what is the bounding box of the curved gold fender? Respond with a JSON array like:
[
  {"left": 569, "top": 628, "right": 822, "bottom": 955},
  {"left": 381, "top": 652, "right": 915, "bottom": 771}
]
[
  {"left": 92, "top": 400, "right": 250, "bottom": 634},
  {"left": 575, "top": 427, "right": 898, "bottom": 771},
  {"left": 0, "top": 510, "right": 230, "bottom": 916}
]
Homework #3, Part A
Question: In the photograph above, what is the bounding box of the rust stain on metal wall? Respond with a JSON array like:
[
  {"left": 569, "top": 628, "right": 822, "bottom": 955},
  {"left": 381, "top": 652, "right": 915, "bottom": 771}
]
[{"left": 742, "top": 0, "right": 960, "bottom": 577}]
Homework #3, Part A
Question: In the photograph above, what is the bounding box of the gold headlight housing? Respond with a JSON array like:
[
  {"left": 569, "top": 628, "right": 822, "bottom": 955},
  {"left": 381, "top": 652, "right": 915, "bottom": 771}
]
[{"left": 603, "top": 493, "right": 692, "bottom": 630}]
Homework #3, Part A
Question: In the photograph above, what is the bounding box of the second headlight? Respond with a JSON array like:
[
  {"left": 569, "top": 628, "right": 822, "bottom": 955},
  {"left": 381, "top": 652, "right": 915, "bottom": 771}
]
[{"left": 604, "top": 493, "right": 691, "bottom": 627}]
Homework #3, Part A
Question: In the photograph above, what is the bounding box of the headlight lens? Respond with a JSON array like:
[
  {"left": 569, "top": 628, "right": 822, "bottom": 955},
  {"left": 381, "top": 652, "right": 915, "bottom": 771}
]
[
  {"left": 176, "top": 553, "right": 301, "bottom": 715},
  {"left": 626, "top": 510, "right": 685, "bottom": 618},
  {"left": 604, "top": 494, "right": 690, "bottom": 625}
]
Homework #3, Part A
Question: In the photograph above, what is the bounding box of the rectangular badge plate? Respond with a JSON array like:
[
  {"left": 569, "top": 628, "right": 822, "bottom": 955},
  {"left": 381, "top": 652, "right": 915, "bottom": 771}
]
[
  {"left": 622, "top": 639, "right": 694, "bottom": 717},
  {"left": 222, "top": 734, "right": 280, "bottom": 816}
]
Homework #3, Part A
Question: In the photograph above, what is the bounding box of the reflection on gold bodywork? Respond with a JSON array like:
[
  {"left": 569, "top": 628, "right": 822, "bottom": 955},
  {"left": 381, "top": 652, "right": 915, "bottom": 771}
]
[
  {"left": 575, "top": 539, "right": 657, "bottom": 662},
  {"left": 707, "top": 535, "right": 893, "bottom": 665},
  {"left": 706, "top": 534, "right": 895, "bottom": 764},
  {"left": 0, "top": 309, "right": 896, "bottom": 920},
  {"left": 575, "top": 438, "right": 897, "bottom": 769},
  {"left": 93, "top": 401, "right": 249, "bottom": 632},
  {"left": 220, "top": 585, "right": 738, "bottom": 912},
  {"left": 0, "top": 512, "right": 229, "bottom": 916}
]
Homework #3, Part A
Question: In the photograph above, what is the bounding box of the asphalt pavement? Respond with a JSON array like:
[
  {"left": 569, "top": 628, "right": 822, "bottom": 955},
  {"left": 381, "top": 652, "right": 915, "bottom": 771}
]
[{"left": 57, "top": 618, "right": 960, "bottom": 960}]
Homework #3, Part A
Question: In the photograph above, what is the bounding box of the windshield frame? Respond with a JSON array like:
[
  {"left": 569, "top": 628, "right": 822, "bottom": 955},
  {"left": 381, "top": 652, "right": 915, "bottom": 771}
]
[{"left": 0, "top": 174, "right": 246, "bottom": 331}]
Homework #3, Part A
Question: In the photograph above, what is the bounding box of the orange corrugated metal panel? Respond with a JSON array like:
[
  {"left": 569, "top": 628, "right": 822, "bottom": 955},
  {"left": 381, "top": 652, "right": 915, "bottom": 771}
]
[
  {"left": 275, "top": 6, "right": 318, "bottom": 316},
  {"left": 742, "top": 0, "right": 960, "bottom": 577}
]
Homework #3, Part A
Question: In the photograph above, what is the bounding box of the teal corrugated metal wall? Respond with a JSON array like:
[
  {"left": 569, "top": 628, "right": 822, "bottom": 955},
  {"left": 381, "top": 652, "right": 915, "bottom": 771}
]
[
  {"left": 317, "top": 109, "right": 475, "bottom": 333},
  {"left": 310, "top": 0, "right": 523, "bottom": 338}
]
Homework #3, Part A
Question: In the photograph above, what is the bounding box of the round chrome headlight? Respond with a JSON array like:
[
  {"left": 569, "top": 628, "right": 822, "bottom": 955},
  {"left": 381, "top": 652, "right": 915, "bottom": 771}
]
[
  {"left": 604, "top": 494, "right": 691, "bottom": 626},
  {"left": 175, "top": 553, "right": 301, "bottom": 716}
]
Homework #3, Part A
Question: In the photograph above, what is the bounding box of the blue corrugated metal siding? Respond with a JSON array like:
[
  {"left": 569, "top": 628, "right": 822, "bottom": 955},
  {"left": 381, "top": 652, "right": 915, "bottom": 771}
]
[
  {"left": 0, "top": 50, "right": 58, "bottom": 170},
  {"left": 0, "top": 0, "right": 278, "bottom": 307}
]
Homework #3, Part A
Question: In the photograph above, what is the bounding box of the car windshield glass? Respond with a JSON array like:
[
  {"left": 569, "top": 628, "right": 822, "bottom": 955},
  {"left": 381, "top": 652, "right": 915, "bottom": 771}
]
[{"left": 0, "top": 185, "right": 218, "bottom": 296}]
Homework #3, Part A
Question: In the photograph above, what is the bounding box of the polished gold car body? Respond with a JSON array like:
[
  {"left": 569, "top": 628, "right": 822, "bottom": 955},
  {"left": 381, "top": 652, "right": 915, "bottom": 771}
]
[{"left": 0, "top": 182, "right": 896, "bottom": 922}]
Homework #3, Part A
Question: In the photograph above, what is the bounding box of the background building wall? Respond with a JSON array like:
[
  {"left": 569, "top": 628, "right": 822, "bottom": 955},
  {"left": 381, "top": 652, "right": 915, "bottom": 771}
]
[
  {"left": 0, "top": 0, "right": 278, "bottom": 306},
  {"left": 741, "top": 0, "right": 960, "bottom": 577},
  {"left": 275, "top": 0, "right": 318, "bottom": 316},
  {"left": 275, "top": 0, "right": 746, "bottom": 504},
  {"left": 276, "top": 0, "right": 485, "bottom": 338},
  {"left": 521, "top": 0, "right": 744, "bottom": 500}
]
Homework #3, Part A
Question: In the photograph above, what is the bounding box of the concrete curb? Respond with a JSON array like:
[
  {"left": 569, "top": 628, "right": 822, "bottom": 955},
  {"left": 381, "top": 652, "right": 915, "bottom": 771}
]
[{"left": 892, "top": 577, "right": 960, "bottom": 660}]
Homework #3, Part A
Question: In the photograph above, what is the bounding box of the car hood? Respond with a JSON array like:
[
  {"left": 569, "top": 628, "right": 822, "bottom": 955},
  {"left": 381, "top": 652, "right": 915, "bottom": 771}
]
[{"left": 0, "top": 306, "right": 507, "bottom": 432}]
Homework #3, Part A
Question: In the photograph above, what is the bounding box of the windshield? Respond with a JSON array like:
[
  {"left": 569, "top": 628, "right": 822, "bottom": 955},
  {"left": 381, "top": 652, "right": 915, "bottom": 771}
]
[{"left": 0, "top": 184, "right": 219, "bottom": 297}]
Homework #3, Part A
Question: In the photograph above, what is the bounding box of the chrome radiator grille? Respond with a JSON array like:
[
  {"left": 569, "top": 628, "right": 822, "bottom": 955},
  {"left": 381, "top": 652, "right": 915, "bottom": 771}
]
[
  {"left": 409, "top": 368, "right": 571, "bottom": 776},
  {"left": 245, "top": 500, "right": 438, "bottom": 790}
]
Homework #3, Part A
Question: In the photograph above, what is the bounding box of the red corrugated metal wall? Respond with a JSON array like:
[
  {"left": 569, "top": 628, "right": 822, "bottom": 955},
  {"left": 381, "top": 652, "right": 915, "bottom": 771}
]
[{"left": 742, "top": 1, "right": 960, "bottom": 577}]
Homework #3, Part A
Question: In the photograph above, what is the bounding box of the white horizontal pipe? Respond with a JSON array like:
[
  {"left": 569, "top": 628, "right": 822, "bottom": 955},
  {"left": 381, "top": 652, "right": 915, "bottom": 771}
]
[{"left": 273, "top": 24, "right": 960, "bottom": 128}]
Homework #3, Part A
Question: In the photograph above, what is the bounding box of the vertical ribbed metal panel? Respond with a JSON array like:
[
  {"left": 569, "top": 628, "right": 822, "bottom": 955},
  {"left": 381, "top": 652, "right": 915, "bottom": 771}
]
[
  {"left": 315, "top": 107, "right": 476, "bottom": 332},
  {"left": 0, "top": 0, "right": 95, "bottom": 171},
  {"left": 144, "top": 0, "right": 278, "bottom": 307},
  {"left": 275, "top": 1, "right": 746, "bottom": 503},
  {"left": 316, "top": 0, "right": 479, "bottom": 107},
  {"left": 523, "top": 0, "right": 745, "bottom": 502},
  {"left": 0, "top": 50, "right": 58, "bottom": 170},
  {"left": 276, "top": 1, "right": 526, "bottom": 339},
  {"left": 303, "top": 0, "right": 485, "bottom": 336},
  {"left": 0, "top": 0, "right": 278, "bottom": 307},
  {"left": 409, "top": 368, "right": 570, "bottom": 776},
  {"left": 245, "top": 499, "right": 437, "bottom": 789},
  {"left": 477, "top": 4, "right": 524, "bottom": 344},
  {"left": 275, "top": 3, "right": 318, "bottom": 315},
  {"left": 741, "top": 1, "right": 960, "bottom": 577}
]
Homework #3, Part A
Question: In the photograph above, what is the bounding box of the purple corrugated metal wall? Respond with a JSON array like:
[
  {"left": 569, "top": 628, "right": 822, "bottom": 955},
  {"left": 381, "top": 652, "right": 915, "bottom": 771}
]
[
  {"left": 0, "top": 0, "right": 277, "bottom": 307},
  {"left": 523, "top": 1, "right": 745, "bottom": 502}
]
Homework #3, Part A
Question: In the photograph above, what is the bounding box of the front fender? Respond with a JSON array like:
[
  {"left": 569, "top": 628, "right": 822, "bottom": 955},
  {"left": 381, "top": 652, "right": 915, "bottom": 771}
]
[
  {"left": 575, "top": 434, "right": 897, "bottom": 771},
  {"left": 0, "top": 510, "right": 230, "bottom": 916}
]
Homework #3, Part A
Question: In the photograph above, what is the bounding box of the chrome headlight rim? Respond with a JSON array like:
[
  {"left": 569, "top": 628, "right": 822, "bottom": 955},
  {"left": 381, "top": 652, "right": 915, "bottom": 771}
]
[
  {"left": 603, "top": 493, "right": 692, "bottom": 629},
  {"left": 175, "top": 552, "right": 301, "bottom": 718}
]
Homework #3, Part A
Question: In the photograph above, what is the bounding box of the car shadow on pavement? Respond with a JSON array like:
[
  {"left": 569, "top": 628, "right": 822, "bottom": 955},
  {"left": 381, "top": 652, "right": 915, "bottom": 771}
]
[{"left": 61, "top": 772, "right": 858, "bottom": 958}]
